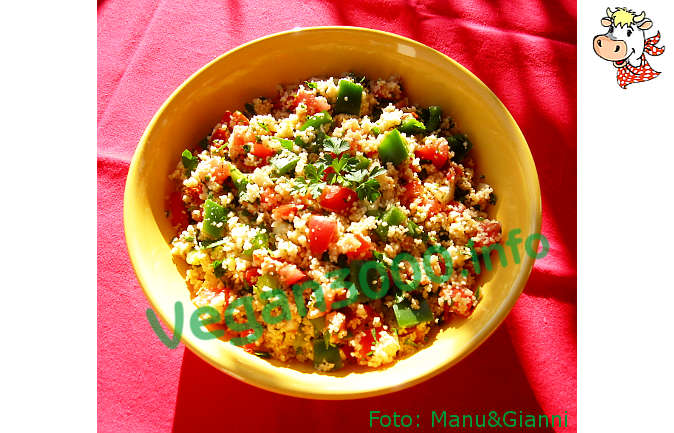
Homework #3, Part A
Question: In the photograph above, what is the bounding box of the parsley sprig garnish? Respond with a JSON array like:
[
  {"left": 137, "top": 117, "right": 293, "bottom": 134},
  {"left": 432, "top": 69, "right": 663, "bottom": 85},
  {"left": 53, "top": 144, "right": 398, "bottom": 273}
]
[
  {"left": 292, "top": 136, "right": 385, "bottom": 202},
  {"left": 293, "top": 163, "right": 326, "bottom": 198},
  {"left": 323, "top": 137, "right": 351, "bottom": 154}
]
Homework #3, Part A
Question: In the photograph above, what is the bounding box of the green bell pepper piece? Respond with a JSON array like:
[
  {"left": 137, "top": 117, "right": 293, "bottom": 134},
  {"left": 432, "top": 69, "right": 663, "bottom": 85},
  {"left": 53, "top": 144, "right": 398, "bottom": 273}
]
[
  {"left": 242, "top": 231, "right": 269, "bottom": 258},
  {"left": 393, "top": 298, "right": 433, "bottom": 328},
  {"left": 255, "top": 273, "right": 280, "bottom": 301},
  {"left": 313, "top": 340, "right": 343, "bottom": 371},
  {"left": 256, "top": 273, "right": 279, "bottom": 291},
  {"left": 355, "top": 155, "right": 370, "bottom": 170},
  {"left": 309, "top": 316, "right": 326, "bottom": 337},
  {"left": 427, "top": 106, "right": 442, "bottom": 131},
  {"left": 299, "top": 111, "right": 332, "bottom": 131},
  {"left": 273, "top": 137, "right": 295, "bottom": 152},
  {"left": 398, "top": 118, "right": 426, "bottom": 134},
  {"left": 335, "top": 79, "right": 363, "bottom": 115},
  {"left": 406, "top": 220, "right": 429, "bottom": 242},
  {"left": 270, "top": 150, "right": 300, "bottom": 175},
  {"left": 448, "top": 133, "right": 473, "bottom": 162},
  {"left": 378, "top": 129, "right": 409, "bottom": 166},
  {"left": 350, "top": 259, "right": 385, "bottom": 301},
  {"left": 202, "top": 199, "right": 228, "bottom": 239},
  {"left": 375, "top": 206, "right": 407, "bottom": 239},
  {"left": 229, "top": 165, "right": 249, "bottom": 193}
]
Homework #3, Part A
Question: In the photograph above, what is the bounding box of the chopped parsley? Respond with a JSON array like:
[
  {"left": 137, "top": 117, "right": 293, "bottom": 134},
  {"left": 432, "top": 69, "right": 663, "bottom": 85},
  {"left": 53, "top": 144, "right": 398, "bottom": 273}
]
[
  {"left": 322, "top": 137, "right": 350, "bottom": 154},
  {"left": 305, "top": 81, "right": 318, "bottom": 89},
  {"left": 257, "top": 122, "right": 270, "bottom": 132},
  {"left": 181, "top": 149, "right": 199, "bottom": 175},
  {"left": 292, "top": 136, "right": 386, "bottom": 202},
  {"left": 213, "top": 260, "right": 225, "bottom": 278}
]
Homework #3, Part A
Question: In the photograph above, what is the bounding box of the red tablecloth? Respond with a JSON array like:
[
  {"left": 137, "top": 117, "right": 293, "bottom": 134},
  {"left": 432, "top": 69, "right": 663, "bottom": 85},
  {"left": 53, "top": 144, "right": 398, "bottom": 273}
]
[{"left": 98, "top": 1, "right": 576, "bottom": 432}]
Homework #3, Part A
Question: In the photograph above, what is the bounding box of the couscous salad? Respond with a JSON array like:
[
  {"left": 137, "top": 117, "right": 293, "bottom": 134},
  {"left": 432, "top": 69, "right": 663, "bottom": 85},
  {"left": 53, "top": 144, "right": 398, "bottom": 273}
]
[{"left": 166, "top": 74, "right": 502, "bottom": 371}]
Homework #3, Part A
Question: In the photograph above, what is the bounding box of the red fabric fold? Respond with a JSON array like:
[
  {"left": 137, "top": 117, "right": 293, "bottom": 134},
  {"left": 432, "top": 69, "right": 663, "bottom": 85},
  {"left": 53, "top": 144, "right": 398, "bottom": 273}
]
[{"left": 97, "top": 1, "right": 576, "bottom": 432}]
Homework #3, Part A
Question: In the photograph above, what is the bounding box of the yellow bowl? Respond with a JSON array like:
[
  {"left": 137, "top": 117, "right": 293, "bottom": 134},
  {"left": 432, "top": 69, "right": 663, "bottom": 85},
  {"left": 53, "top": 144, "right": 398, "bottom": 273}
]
[{"left": 124, "top": 27, "right": 541, "bottom": 399}]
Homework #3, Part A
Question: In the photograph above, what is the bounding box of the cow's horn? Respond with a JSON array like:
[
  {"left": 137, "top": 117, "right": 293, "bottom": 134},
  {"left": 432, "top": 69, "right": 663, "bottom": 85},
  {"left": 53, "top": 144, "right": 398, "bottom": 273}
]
[
  {"left": 634, "top": 11, "right": 646, "bottom": 22},
  {"left": 606, "top": 7, "right": 613, "bottom": 17}
]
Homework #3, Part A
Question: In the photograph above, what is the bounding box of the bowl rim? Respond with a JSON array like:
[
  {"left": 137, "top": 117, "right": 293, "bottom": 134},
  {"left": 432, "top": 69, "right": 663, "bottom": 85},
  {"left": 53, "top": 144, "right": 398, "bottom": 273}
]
[{"left": 123, "top": 25, "right": 542, "bottom": 399}]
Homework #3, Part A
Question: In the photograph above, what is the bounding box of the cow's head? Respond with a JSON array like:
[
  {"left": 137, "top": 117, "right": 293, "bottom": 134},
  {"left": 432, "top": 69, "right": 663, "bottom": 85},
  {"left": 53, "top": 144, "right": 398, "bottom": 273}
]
[{"left": 593, "top": 8, "right": 653, "bottom": 67}]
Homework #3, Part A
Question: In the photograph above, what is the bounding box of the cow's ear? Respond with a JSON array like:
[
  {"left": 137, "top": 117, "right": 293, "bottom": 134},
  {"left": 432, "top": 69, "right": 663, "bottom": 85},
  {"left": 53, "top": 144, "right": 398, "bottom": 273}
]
[
  {"left": 601, "top": 18, "right": 612, "bottom": 27},
  {"left": 638, "top": 19, "right": 653, "bottom": 30}
]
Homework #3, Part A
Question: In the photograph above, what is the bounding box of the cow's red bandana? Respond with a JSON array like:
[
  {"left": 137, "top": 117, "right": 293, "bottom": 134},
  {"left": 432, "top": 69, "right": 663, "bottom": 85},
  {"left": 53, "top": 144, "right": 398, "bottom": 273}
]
[{"left": 617, "top": 32, "right": 665, "bottom": 88}]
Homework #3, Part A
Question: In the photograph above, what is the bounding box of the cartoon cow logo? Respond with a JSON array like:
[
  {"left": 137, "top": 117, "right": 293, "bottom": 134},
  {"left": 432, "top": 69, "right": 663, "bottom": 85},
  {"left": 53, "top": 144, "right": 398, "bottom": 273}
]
[{"left": 593, "top": 7, "right": 665, "bottom": 88}]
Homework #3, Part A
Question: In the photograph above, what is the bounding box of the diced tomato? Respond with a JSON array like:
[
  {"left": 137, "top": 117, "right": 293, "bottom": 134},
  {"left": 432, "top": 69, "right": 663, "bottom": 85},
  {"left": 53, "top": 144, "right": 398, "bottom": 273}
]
[
  {"left": 443, "top": 302, "right": 451, "bottom": 322},
  {"left": 341, "top": 343, "right": 356, "bottom": 363},
  {"left": 184, "top": 185, "right": 203, "bottom": 205},
  {"left": 438, "top": 257, "right": 448, "bottom": 276},
  {"left": 211, "top": 127, "right": 230, "bottom": 142},
  {"left": 425, "top": 199, "right": 442, "bottom": 217},
  {"left": 212, "top": 111, "right": 249, "bottom": 144},
  {"left": 307, "top": 215, "right": 338, "bottom": 256},
  {"left": 223, "top": 287, "right": 231, "bottom": 309},
  {"left": 221, "top": 110, "right": 249, "bottom": 128},
  {"left": 400, "top": 180, "right": 423, "bottom": 207},
  {"left": 260, "top": 186, "right": 281, "bottom": 211},
  {"left": 206, "top": 158, "right": 230, "bottom": 184},
  {"left": 319, "top": 185, "right": 358, "bottom": 212},
  {"left": 356, "top": 331, "right": 375, "bottom": 358},
  {"left": 446, "top": 165, "right": 456, "bottom": 183},
  {"left": 229, "top": 128, "right": 250, "bottom": 158},
  {"left": 166, "top": 191, "right": 189, "bottom": 231},
  {"left": 346, "top": 234, "right": 373, "bottom": 260},
  {"left": 244, "top": 268, "right": 260, "bottom": 286},
  {"left": 415, "top": 139, "right": 449, "bottom": 168},
  {"left": 473, "top": 220, "right": 502, "bottom": 248},
  {"left": 278, "top": 263, "right": 307, "bottom": 286},
  {"left": 446, "top": 162, "right": 464, "bottom": 183},
  {"left": 346, "top": 304, "right": 379, "bottom": 330},
  {"left": 272, "top": 204, "right": 298, "bottom": 221},
  {"left": 251, "top": 140, "right": 276, "bottom": 159},
  {"left": 293, "top": 89, "right": 331, "bottom": 115},
  {"left": 321, "top": 166, "right": 335, "bottom": 181}
]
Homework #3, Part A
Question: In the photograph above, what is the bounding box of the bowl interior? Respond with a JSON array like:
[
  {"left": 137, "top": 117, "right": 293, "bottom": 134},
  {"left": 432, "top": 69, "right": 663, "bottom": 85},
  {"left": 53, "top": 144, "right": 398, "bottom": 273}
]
[{"left": 124, "top": 27, "right": 541, "bottom": 399}]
